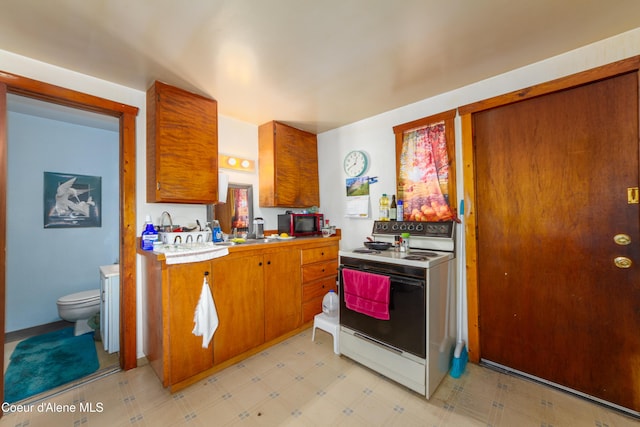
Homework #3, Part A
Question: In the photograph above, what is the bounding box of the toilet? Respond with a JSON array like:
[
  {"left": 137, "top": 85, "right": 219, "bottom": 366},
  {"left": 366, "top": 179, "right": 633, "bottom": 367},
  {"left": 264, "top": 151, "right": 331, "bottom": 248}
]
[{"left": 56, "top": 289, "right": 101, "bottom": 336}]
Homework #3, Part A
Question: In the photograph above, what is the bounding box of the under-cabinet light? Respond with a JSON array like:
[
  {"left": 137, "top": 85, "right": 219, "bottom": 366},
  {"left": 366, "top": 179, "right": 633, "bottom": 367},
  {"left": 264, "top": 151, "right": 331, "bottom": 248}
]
[{"left": 219, "top": 154, "right": 255, "bottom": 172}]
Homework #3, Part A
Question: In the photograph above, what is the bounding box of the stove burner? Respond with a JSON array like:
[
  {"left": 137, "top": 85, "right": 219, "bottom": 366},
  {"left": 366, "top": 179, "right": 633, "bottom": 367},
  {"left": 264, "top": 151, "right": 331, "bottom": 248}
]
[
  {"left": 403, "top": 252, "right": 439, "bottom": 261},
  {"left": 353, "top": 249, "right": 380, "bottom": 254}
]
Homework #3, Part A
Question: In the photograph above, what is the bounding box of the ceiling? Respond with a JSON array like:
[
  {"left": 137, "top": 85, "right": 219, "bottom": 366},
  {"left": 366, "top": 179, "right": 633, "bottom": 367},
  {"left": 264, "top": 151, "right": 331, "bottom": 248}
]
[{"left": 1, "top": 0, "right": 639, "bottom": 134}]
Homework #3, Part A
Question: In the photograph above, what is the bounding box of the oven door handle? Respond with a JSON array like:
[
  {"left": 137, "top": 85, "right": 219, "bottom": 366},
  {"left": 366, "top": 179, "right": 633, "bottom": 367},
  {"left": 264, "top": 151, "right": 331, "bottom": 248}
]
[
  {"left": 339, "top": 266, "right": 424, "bottom": 288},
  {"left": 388, "top": 276, "right": 424, "bottom": 288}
]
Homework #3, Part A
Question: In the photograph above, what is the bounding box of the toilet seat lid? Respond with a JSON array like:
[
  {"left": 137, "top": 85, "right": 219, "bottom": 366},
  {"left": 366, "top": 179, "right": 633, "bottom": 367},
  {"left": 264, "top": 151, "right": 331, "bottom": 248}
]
[{"left": 57, "top": 289, "right": 100, "bottom": 305}]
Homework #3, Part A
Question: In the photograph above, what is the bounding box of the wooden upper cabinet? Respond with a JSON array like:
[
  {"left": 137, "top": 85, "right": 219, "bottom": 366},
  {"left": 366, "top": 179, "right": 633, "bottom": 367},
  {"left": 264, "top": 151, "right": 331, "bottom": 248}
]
[
  {"left": 258, "top": 121, "right": 319, "bottom": 207},
  {"left": 147, "top": 81, "right": 218, "bottom": 203}
]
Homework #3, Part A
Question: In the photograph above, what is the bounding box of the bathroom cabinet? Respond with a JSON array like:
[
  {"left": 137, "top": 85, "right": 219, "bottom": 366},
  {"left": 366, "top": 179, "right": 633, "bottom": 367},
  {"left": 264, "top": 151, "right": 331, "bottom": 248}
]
[
  {"left": 258, "top": 121, "right": 319, "bottom": 207},
  {"left": 146, "top": 80, "right": 219, "bottom": 204}
]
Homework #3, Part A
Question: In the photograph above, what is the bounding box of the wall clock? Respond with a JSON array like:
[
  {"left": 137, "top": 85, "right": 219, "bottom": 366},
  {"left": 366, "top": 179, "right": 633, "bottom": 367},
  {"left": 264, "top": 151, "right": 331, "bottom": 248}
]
[{"left": 343, "top": 150, "right": 368, "bottom": 177}]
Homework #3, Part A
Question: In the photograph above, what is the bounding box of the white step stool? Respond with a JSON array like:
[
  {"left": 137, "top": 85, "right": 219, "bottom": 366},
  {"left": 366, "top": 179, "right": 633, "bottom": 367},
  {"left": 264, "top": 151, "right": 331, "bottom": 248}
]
[{"left": 312, "top": 312, "right": 340, "bottom": 354}]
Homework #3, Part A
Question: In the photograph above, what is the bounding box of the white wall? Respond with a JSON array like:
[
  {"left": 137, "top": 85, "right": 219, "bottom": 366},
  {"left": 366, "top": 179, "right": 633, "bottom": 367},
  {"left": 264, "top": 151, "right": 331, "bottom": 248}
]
[
  {"left": 1, "top": 26, "right": 639, "bottom": 357},
  {"left": 6, "top": 111, "right": 119, "bottom": 331},
  {"left": 317, "top": 27, "right": 640, "bottom": 343}
]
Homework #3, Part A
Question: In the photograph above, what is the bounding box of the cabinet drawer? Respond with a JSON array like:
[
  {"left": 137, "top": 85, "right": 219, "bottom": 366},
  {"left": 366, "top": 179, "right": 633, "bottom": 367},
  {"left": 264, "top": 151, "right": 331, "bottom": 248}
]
[
  {"left": 302, "top": 298, "right": 323, "bottom": 324},
  {"left": 302, "top": 276, "right": 337, "bottom": 303},
  {"left": 301, "top": 245, "right": 338, "bottom": 265},
  {"left": 301, "top": 260, "right": 338, "bottom": 283}
]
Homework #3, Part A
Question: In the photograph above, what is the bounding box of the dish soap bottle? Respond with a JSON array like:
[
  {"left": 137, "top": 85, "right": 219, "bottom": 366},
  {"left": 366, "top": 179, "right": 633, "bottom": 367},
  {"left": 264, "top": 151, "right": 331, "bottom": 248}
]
[
  {"left": 141, "top": 215, "right": 158, "bottom": 250},
  {"left": 212, "top": 220, "right": 223, "bottom": 242}
]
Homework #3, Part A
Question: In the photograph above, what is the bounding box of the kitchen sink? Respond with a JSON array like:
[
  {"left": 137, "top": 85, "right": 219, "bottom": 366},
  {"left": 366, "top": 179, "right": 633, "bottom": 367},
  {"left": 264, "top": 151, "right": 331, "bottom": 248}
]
[
  {"left": 158, "top": 231, "right": 211, "bottom": 245},
  {"left": 153, "top": 241, "right": 229, "bottom": 265}
]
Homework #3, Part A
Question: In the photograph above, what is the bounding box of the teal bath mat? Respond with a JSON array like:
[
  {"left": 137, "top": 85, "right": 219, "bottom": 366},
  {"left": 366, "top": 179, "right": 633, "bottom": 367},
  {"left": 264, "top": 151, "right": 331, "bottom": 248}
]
[{"left": 4, "top": 327, "right": 99, "bottom": 403}]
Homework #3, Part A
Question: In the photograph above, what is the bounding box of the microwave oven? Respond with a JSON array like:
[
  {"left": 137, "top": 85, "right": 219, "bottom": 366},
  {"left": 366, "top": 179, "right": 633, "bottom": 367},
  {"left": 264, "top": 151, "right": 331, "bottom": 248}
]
[{"left": 277, "top": 213, "right": 324, "bottom": 237}]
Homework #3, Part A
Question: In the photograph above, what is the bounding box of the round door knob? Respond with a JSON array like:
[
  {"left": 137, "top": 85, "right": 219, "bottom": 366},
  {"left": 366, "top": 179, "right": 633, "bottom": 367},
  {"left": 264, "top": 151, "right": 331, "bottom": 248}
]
[
  {"left": 614, "top": 256, "right": 632, "bottom": 268},
  {"left": 614, "top": 234, "right": 631, "bottom": 245}
]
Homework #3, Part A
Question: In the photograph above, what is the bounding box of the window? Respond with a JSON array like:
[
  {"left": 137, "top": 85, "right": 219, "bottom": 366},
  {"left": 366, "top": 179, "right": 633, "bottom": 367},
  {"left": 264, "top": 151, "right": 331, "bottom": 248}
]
[{"left": 393, "top": 109, "right": 457, "bottom": 220}]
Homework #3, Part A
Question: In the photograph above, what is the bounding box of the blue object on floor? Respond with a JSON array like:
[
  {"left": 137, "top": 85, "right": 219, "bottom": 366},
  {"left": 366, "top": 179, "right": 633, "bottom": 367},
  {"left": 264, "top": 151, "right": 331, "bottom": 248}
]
[
  {"left": 450, "top": 340, "right": 468, "bottom": 378},
  {"left": 4, "top": 327, "right": 99, "bottom": 403}
]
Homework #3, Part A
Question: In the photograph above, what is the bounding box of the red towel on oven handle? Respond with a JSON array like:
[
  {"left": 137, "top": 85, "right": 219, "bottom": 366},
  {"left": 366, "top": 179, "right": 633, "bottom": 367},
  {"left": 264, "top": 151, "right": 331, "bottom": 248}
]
[{"left": 342, "top": 268, "right": 391, "bottom": 320}]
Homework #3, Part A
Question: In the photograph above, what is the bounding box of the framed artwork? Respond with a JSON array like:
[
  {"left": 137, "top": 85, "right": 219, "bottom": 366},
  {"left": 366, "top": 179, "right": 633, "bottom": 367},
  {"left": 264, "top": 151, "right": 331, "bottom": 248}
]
[{"left": 43, "top": 172, "right": 102, "bottom": 228}]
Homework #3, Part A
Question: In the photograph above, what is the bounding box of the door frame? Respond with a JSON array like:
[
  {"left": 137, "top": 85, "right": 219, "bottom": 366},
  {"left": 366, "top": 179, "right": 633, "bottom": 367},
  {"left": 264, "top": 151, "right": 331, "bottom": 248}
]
[
  {"left": 458, "top": 55, "right": 640, "bottom": 362},
  {"left": 0, "top": 71, "right": 139, "bottom": 403}
]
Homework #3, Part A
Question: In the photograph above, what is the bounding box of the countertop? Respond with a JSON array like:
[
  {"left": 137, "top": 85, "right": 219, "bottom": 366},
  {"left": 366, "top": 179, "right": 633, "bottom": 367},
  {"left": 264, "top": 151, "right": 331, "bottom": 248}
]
[{"left": 136, "top": 231, "right": 341, "bottom": 261}]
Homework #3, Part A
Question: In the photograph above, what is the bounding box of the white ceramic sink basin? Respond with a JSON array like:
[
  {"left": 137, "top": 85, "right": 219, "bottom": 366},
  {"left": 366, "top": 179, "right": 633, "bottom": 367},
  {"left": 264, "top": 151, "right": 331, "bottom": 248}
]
[
  {"left": 158, "top": 231, "right": 211, "bottom": 245},
  {"left": 153, "top": 241, "right": 228, "bottom": 264}
]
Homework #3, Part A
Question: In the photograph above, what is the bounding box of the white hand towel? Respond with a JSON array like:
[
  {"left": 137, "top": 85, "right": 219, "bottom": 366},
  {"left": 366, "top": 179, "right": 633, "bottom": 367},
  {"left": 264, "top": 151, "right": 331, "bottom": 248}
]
[{"left": 192, "top": 276, "right": 218, "bottom": 348}]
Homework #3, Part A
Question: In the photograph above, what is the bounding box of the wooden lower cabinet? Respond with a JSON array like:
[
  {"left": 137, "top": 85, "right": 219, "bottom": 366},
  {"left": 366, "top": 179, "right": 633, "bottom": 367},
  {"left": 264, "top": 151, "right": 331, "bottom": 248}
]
[
  {"left": 212, "top": 246, "right": 302, "bottom": 364},
  {"left": 167, "top": 262, "right": 215, "bottom": 384},
  {"left": 141, "top": 256, "right": 214, "bottom": 389},
  {"left": 264, "top": 248, "right": 302, "bottom": 342},
  {"left": 300, "top": 242, "right": 339, "bottom": 323},
  {"left": 211, "top": 252, "right": 265, "bottom": 364},
  {"left": 140, "top": 236, "right": 339, "bottom": 390}
]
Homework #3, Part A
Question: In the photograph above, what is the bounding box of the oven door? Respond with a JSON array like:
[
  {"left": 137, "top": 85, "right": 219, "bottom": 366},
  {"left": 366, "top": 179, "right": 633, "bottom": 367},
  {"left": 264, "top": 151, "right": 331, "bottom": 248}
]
[{"left": 339, "top": 266, "right": 426, "bottom": 358}]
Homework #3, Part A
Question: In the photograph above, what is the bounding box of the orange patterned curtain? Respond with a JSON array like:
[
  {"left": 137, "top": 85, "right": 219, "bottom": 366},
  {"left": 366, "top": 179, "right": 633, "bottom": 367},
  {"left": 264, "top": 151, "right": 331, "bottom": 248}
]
[{"left": 399, "top": 120, "right": 454, "bottom": 221}]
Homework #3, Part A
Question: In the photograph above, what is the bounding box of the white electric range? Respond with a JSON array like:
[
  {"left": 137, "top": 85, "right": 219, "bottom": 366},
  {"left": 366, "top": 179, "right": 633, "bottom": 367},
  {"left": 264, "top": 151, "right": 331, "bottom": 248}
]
[{"left": 338, "top": 220, "right": 456, "bottom": 398}]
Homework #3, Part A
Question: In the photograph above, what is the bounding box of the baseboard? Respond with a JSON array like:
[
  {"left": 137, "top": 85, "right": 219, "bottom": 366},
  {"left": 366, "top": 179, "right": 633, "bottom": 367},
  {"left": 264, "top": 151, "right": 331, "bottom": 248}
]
[{"left": 5, "top": 320, "right": 73, "bottom": 343}]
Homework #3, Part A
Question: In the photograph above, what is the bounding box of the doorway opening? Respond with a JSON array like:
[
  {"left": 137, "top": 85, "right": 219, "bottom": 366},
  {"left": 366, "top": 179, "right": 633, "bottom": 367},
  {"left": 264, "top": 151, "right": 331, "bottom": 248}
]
[
  {"left": 4, "top": 94, "right": 121, "bottom": 401},
  {"left": 0, "top": 71, "right": 138, "bottom": 407}
]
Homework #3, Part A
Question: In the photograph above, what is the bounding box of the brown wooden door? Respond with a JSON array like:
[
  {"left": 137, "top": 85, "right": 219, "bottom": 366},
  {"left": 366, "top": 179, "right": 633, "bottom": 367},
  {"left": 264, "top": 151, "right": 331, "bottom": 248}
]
[{"left": 474, "top": 71, "right": 640, "bottom": 412}]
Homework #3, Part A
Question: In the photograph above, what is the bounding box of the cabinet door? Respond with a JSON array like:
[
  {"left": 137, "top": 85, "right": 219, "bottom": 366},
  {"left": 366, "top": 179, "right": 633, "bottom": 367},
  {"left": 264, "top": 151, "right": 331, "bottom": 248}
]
[
  {"left": 259, "top": 121, "right": 319, "bottom": 207},
  {"left": 264, "top": 248, "right": 302, "bottom": 341},
  {"left": 167, "top": 261, "right": 214, "bottom": 384},
  {"left": 212, "top": 253, "right": 265, "bottom": 364},
  {"left": 147, "top": 81, "right": 218, "bottom": 203}
]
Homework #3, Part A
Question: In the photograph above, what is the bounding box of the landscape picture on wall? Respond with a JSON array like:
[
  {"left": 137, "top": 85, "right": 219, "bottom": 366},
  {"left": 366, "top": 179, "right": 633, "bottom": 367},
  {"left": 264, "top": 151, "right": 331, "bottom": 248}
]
[{"left": 43, "top": 172, "right": 102, "bottom": 228}]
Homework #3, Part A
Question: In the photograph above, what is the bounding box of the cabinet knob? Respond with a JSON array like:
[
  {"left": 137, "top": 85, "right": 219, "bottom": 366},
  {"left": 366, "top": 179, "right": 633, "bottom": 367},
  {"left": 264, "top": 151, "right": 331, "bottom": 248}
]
[
  {"left": 267, "top": 260, "right": 271, "bottom": 265},
  {"left": 259, "top": 262, "right": 263, "bottom": 266}
]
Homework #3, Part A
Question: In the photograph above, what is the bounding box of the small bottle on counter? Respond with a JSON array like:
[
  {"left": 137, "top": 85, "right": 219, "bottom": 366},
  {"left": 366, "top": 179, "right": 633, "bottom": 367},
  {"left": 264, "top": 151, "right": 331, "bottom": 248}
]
[
  {"left": 389, "top": 195, "right": 397, "bottom": 221},
  {"left": 141, "top": 215, "right": 158, "bottom": 250},
  {"left": 212, "top": 220, "right": 223, "bottom": 242},
  {"left": 379, "top": 193, "right": 390, "bottom": 221},
  {"left": 400, "top": 232, "right": 410, "bottom": 253},
  {"left": 397, "top": 199, "right": 404, "bottom": 222}
]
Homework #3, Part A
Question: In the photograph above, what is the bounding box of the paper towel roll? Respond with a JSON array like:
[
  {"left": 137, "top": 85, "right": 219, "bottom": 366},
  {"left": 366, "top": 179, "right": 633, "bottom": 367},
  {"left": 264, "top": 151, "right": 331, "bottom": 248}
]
[{"left": 218, "top": 172, "right": 229, "bottom": 203}]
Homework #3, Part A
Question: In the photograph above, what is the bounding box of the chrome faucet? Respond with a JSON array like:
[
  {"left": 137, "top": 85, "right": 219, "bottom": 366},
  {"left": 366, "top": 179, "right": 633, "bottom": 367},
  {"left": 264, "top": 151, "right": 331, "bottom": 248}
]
[{"left": 160, "top": 211, "right": 173, "bottom": 232}]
